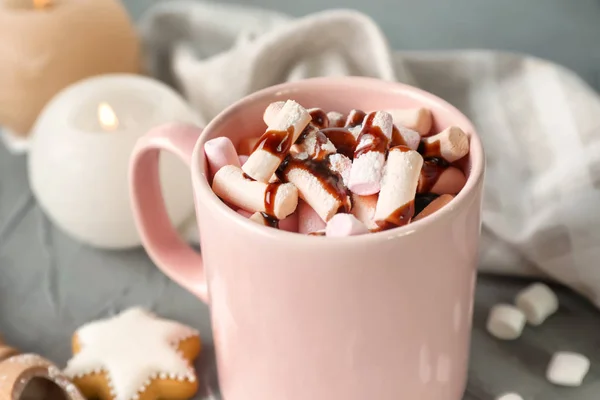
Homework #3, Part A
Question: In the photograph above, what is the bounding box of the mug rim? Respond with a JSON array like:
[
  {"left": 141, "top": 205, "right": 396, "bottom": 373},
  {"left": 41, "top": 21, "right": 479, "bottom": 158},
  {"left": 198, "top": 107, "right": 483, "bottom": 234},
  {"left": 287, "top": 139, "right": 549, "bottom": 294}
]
[{"left": 191, "top": 76, "right": 485, "bottom": 245}]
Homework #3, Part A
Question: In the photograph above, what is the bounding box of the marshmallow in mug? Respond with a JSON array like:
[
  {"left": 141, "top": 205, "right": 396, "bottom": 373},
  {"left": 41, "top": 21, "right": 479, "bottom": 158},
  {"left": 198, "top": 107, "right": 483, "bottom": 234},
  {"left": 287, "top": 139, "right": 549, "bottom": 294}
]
[{"left": 205, "top": 100, "right": 470, "bottom": 237}]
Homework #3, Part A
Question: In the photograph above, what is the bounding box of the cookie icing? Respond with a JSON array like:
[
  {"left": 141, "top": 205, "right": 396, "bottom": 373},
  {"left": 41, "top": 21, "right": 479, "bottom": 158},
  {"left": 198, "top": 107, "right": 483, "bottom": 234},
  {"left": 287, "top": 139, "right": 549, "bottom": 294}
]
[{"left": 63, "top": 307, "right": 199, "bottom": 400}]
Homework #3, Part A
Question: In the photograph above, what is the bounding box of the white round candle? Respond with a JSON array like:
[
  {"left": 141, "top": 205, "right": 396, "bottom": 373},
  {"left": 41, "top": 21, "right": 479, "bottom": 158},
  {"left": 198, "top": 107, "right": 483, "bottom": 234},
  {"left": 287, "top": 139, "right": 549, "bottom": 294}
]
[{"left": 28, "top": 74, "right": 201, "bottom": 249}]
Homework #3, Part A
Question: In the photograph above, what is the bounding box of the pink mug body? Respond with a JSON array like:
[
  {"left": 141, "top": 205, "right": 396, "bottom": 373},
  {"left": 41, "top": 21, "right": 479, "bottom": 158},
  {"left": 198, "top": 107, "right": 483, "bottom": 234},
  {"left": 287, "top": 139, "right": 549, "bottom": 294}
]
[{"left": 129, "top": 77, "right": 485, "bottom": 400}]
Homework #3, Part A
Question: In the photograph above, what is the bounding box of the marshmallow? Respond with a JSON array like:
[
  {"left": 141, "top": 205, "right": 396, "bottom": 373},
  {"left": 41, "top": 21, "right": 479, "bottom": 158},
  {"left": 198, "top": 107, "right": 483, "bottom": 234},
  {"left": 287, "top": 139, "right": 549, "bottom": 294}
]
[
  {"left": 263, "top": 101, "right": 285, "bottom": 126},
  {"left": 348, "top": 111, "right": 394, "bottom": 195},
  {"left": 291, "top": 128, "right": 336, "bottom": 161},
  {"left": 242, "top": 100, "right": 311, "bottom": 182},
  {"left": 486, "top": 304, "right": 526, "bottom": 340},
  {"left": 308, "top": 108, "right": 329, "bottom": 129},
  {"left": 345, "top": 109, "right": 366, "bottom": 128},
  {"left": 496, "top": 393, "right": 524, "bottom": 400},
  {"left": 417, "top": 158, "right": 466, "bottom": 195},
  {"left": 421, "top": 126, "right": 469, "bottom": 163},
  {"left": 515, "top": 283, "right": 559, "bottom": 326},
  {"left": 391, "top": 125, "right": 421, "bottom": 150},
  {"left": 297, "top": 200, "right": 326, "bottom": 234},
  {"left": 351, "top": 193, "right": 378, "bottom": 230},
  {"left": 374, "top": 146, "right": 423, "bottom": 228},
  {"left": 327, "top": 111, "right": 346, "bottom": 128},
  {"left": 239, "top": 154, "right": 278, "bottom": 182},
  {"left": 279, "top": 211, "right": 299, "bottom": 233},
  {"left": 238, "top": 137, "right": 260, "bottom": 155},
  {"left": 328, "top": 153, "right": 352, "bottom": 187},
  {"left": 281, "top": 158, "right": 351, "bottom": 222},
  {"left": 430, "top": 167, "right": 466, "bottom": 195},
  {"left": 204, "top": 137, "right": 240, "bottom": 180},
  {"left": 546, "top": 352, "right": 590, "bottom": 387},
  {"left": 266, "top": 105, "right": 329, "bottom": 131},
  {"left": 326, "top": 214, "right": 369, "bottom": 237},
  {"left": 417, "top": 158, "right": 447, "bottom": 193},
  {"left": 385, "top": 107, "right": 433, "bottom": 136},
  {"left": 212, "top": 165, "right": 298, "bottom": 219},
  {"left": 345, "top": 109, "right": 366, "bottom": 139},
  {"left": 413, "top": 194, "right": 454, "bottom": 222}
]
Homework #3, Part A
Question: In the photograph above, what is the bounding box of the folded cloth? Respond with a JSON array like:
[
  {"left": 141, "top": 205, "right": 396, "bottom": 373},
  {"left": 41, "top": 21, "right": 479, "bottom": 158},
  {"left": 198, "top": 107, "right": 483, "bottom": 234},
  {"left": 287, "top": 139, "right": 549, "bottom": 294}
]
[{"left": 139, "top": 1, "right": 600, "bottom": 307}]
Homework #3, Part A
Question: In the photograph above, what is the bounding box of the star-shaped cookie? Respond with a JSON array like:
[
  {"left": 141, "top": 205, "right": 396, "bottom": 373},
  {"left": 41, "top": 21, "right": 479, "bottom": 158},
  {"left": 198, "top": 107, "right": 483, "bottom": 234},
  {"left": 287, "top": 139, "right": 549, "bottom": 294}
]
[{"left": 64, "top": 307, "right": 201, "bottom": 400}]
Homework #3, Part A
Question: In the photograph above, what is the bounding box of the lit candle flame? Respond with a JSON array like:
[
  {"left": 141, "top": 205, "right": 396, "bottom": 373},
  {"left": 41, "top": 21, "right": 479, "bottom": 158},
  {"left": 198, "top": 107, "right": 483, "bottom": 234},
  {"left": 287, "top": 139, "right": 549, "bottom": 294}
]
[
  {"left": 98, "top": 103, "right": 119, "bottom": 131},
  {"left": 33, "top": 0, "right": 52, "bottom": 9}
]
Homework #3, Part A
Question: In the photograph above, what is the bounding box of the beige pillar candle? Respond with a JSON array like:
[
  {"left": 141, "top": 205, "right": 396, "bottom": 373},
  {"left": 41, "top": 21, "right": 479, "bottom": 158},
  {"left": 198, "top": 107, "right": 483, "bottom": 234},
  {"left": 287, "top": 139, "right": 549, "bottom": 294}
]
[
  {"left": 0, "top": 0, "right": 140, "bottom": 137},
  {"left": 2, "top": 0, "right": 52, "bottom": 9}
]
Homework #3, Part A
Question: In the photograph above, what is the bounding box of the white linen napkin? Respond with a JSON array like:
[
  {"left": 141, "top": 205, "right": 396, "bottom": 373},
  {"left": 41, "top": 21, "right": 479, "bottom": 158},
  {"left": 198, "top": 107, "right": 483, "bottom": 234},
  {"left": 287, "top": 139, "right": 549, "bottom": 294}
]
[{"left": 139, "top": 2, "right": 600, "bottom": 306}]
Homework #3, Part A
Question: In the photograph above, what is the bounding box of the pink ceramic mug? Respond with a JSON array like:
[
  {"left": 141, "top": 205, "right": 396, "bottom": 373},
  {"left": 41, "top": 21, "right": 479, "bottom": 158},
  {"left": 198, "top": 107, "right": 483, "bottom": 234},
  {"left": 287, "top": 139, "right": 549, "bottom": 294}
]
[{"left": 129, "top": 77, "right": 485, "bottom": 400}]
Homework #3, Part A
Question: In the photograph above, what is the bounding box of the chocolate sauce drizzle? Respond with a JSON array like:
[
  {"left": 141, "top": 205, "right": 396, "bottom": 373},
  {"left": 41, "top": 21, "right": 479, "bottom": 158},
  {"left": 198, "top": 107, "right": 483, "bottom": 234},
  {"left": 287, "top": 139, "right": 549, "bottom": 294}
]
[
  {"left": 277, "top": 155, "right": 351, "bottom": 214},
  {"left": 295, "top": 125, "right": 335, "bottom": 161},
  {"left": 253, "top": 125, "right": 296, "bottom": 159},
  {"left": 418, "top": 157, "right": 449, "bottom": 193},
  {"left": 309, "top": 108, "right": 329, "bottom": 130},
  {"left": 320, "top": 127, "right": 357, "bottom": 159},
  {"left": 390, "top": 125, "right": 406, "bottom": 147},
  {"left": 354, "top": 112, "right": 391, "bottom": 158},
  {"left": 313, "top": 131, "right": 332, "bottom": 161},
  {"left": 296, "top": 125, "right": 314, "bottom": 143},
  {"left": 418, "top": 139, "right": 441, "bottom": 158},
  {"left": 260, "top": 212, "right": 279, "bottom": 228},
  {"left": 240, "top": 173, "right": 281, "bottom": 222},
  {"left": 345, "top": 109, "right": 366, "bottom": 128},
  {"left": 263, "top": 182, "right": 281, "bottom": 217},
  {"left": 296, "top": 109, "right": 330, "bottom": 145},
  {"left": 308, "top": 231, "right": 326, "bottom": 236},
  {"left": 376, "top": 200, "right": 415, "bottom": 230}
]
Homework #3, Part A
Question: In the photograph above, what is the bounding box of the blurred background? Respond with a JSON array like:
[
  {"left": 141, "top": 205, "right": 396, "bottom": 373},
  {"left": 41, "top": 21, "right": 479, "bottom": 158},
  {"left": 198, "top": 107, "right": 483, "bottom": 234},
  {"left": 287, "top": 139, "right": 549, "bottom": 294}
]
[
  {"left": 126, "top": 0, "right": 600, "bottom": 91},
  {"left": 2, "top": 1, "right": 600, "bottom": 399}
]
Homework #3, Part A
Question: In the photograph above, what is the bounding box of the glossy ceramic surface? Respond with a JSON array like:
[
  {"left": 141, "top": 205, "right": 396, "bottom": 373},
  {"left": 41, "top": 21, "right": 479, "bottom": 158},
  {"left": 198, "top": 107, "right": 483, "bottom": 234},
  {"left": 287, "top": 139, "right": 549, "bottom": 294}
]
[{"left": 129, "top": 77, "right": 485, "bottom": 400}]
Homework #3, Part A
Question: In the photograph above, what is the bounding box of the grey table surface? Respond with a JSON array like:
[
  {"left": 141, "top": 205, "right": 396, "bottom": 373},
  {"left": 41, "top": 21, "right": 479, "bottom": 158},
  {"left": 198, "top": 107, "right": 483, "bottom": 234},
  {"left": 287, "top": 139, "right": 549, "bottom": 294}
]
[{"left": 2, "top": 1, "right": 600, "bottom": 399}]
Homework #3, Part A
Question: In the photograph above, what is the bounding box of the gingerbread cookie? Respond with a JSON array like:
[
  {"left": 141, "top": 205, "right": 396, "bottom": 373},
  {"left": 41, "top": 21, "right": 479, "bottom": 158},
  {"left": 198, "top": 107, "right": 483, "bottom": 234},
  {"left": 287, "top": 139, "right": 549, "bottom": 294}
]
[{"left": 63, "top": 307, "right": 202, "bottom": 400}]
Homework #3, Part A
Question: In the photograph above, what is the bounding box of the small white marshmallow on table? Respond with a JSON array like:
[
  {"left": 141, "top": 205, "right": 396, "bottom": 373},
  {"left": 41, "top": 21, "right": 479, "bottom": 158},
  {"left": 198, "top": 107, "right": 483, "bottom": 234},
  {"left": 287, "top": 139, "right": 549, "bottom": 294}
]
[
  {"left": 487, "top": 282, "right": 591, "bottom": 393},
  {"left": 206, "top": 99, "right": 470, "bottom": 237},
  {"left": 496, "top": 393, "right": 524, "bottom": 400}
]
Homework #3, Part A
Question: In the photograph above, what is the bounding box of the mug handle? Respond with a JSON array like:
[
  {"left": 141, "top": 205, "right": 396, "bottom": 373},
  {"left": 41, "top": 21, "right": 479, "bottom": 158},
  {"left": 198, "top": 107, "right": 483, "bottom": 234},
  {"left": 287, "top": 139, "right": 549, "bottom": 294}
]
[{"left": 129, "top": 122, "right": 208, "bottom": 303}]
